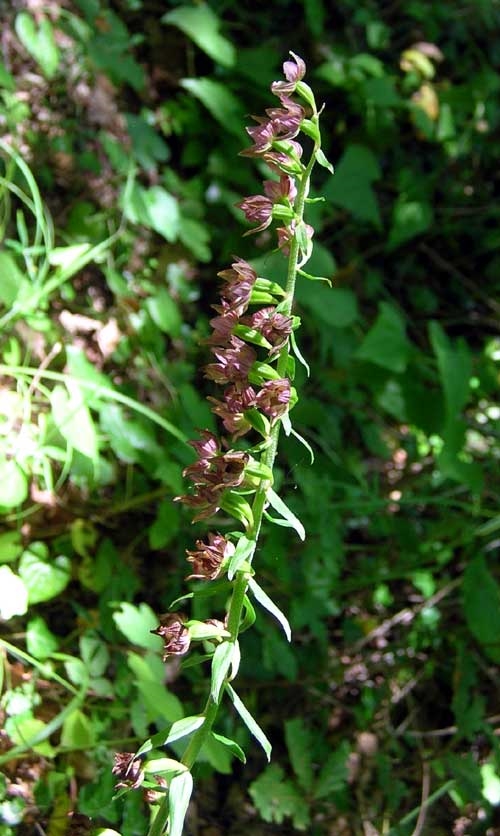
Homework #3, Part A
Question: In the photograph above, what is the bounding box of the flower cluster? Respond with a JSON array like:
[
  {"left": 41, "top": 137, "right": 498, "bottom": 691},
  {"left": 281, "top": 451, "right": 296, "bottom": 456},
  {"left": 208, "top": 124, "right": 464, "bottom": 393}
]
[{"left": 170, "top": 52, "right": 316, "bottom": 652}]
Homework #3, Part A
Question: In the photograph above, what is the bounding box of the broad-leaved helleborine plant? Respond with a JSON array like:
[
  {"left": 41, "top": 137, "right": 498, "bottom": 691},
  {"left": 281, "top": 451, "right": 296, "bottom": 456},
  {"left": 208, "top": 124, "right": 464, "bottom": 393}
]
[{"left": 113, "top": 52, "right": 333, "bottom": 836}]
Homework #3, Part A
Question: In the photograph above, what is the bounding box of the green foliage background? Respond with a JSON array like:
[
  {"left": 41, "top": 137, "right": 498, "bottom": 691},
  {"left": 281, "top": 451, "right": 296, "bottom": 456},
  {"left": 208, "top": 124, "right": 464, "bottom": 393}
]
[{"left": 1, "top": 0, "right": 499, "bottom": 834}]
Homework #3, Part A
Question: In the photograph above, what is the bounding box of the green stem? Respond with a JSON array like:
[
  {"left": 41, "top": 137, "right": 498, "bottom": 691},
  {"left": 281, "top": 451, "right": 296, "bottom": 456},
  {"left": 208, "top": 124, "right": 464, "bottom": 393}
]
[{"left": 146, "top": 124, "right": 320, "bottom": 836}]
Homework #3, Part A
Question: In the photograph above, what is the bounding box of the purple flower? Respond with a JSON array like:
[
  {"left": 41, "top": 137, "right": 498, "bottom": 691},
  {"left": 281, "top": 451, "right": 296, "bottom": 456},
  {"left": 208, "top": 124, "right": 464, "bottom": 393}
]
[
  {"left": 186, "top": 533, "right": 234, "bottom": 580},
  {"left": 112, "top": 753, "right": 144, "bottom": 790},
  {"left": 264, "top": 174, "right": 297, "bottom": 204},
  {"left": 206, "top": 301, "right": 239, "bottom": 346},
  {"left": 276, "top": 220, "right": 314, "bottom": 255},
  {"left": 218, "top": 258, "right": 257, "bottom": 315},
  {"left": 247, "top": 307, "right": 293, "bottom": 354},
  {"left": 271, "top": 52, "right": 306, "bottom": 96},
  {"left": 205, "top": 336, "right": 256, "bottom": 384},
  {"left": 208, "top": 383, "right": 257, "bottom": 438},
  {"left": 151, "top": 613, "right": 191, "bottom": 658},
  {"left": 265, "top": 96, "right": 305, "bottom": 140},
  {"left": 237, "top": 194, "right": 274, "bottom": 234},
  {"left": 255, "top": 378, "right": 291, "bottom": 419}
]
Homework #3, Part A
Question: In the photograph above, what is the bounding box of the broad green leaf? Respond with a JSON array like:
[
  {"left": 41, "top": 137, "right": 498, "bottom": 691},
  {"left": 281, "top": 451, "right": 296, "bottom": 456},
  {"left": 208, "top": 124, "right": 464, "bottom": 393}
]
[
  {"left": 15, "top": 13, "right": 60, "bottom": 79},
  {"left": 181, "top": 78, "right": 244, "bottom": 138},
  {"left": 163, "top": 5, "right": 235, "bottom": 67},
  {"left": 0, "top": 252, "right": 25, "bottom": 306},
  {"left": 266, "top": 488, "right": 305, "bottom": 541},
  {"left": 388, "top": 198, "right": 433, "bottom": 250},
  {"left": 6, "top": 715, "right": 55, "bottom": 757},
  {"left": 481, "top": 763, "right": 500, "bottom": 805},
  {"left": 137, "top": 681, "right": 185, "bottom": 724},
  {"left": 463, "top": 556, "right": 500, "bottom": 663},
  {"left": 146, "top": 287, "right": 182, "bottom": 336},
  {"left": 0, "top": 566, "right": 28, "bottom": 619},
  {"left": 248, "top": 578, "right": 291, "bottom": 642},
  {"left": 296, "top": 283, "right": 358, "bottom": 329},
  {"left": 211, "top": 732, "right": 246, "bottom": 764},
  {"left": 285, "top": 718, "right": 314, "bottom": 792},
  {"left": 168, "top": 771, "right": 193, "bottom": 836},
  {"left": 26, "top": 616, "right": 59, "bottom": 660},
  {"left": 226, "top": 684, "right": 272, "bottom": 760},
  {"left": 211, "top": 641, "right": 235, "bottom": 704},
  {"left": 0, "top": 59, "right": 16, "bottom": 90},
  {"left": 60, "top": 709, "right": 95, "bottom": 748},
  {"left": 123, "top": 183, "right": 180, "bottom": 241},
  {"left": 126, "top": 113, "right": 170, "bottom": 169},
  {"left": 0, "top": 531, "right": 23, "bottom": 564},
  {"left": 50, "top": 384, "right": 98, "bottom": 461},
  {"left": 356, "top": 302, "right": 409, "bottom": 373},
  {"left": 113, "top": 603, "right": 163, "bottom": 651},
  {"left": 18, "top": 546, "right": 71, "bottom": 604},
  {"left": 429, "top": 321, "right": 471, "bottom": 418},
  {"left": 324, "top": 144, "right": 381, "bottom": 227},
  {"left": 249, "top": 764, "right": 310, "bottom": 829},
  {"left": 314, "top": 741, "right": 350, "bottom": 799},
  {"left": 0, "top": 459, "right": 28, "bottom": 508}
]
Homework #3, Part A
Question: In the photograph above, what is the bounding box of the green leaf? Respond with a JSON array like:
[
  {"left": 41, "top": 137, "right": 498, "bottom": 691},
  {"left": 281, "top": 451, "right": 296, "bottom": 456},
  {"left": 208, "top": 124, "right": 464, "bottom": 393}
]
[
  {"left": 314, "top": 741, "right": 350, "bottom": 799},
  {"left": 180, "top": 78, "right": 244, "bottom": 138},
  {"left": 113, "top": 603, "right": 163, "bottom": 651},
  {"left": 356, "top": 302, "right": 410, "bottom": 373},
  {"left": 324, "top": 144, "right": 381, "bottom": 227},
  {"left": 211, "top": 641, "right": 236, "bottom": 704},
  {"left": 0, "top": 459, "right": 28, "bottom": 508},
  {"left": 147, "top": 288, "right": 182, "bottom": 337},
  {"left": 125, "top": 114, "right": 170, "bottom": 169},
  {"left": 26, "top": 616, "right": 59, "bottom": 660},
  {"left": 123, "top": 184, "right": 180, "bottom": 241},
  {"left": 284, "top": 718, "right": 314, "bottom": 792},
  {"left": 429, "top": 321, "right": 471, "bottom": 419},
  {"left": 135, "top": 715, "right": 204, "bottom": 758},
  {"left": 249, "top": 764, "right": 310, "bottom": 829},
  {"left": 0, "top": 566, "right": 28, "bottom": 619},
  {"left": 248, "top": 578, "right": 291, "bottom": 641},
  {"left": 388, "top": 198, "right": 433, "bottom": 250},
  {"left": 168, "top": 771, "right": 193, "bottom": 836},
  {"left": 50, "top": 384, "right": 98, "bottom": 461},
  {"left": 463, "top": 556, "right": 500, "bottom": 663},
  {"left": 315, "top": 147, "right": 334, "bottom": 174},
  {"left": 296, "top": 283, "right": 358, "bottom": 329},
  {"left": 0, "top": 59, "right": 16, "bottom": 90},
  {"left": 220, "top": 492, "right": 254, "bottom": 529},
  {"left": 227, "top": 535, "right": 254, "bottom": 581},
  {"left": 211, "top": 732, "right": 246, "bottom": 764},
  {"left": 0, "top": 252, "right": 25, "bottom": 307},
  {"left": 266, "top": 488, "right": 305, "bottom": 541},
  {"left": 226, "top": 684, "right": 272, "bottom": 760},
  {"left": 18, "top": 545, "right": 71, "bottom": 604},
  {"left": 60, "top": 709, "right": 95, "bottom": 748},
  {"left": 15, "top": 13, "right": 60, "bottom": 79},
  {"left": 0, "top": 531, "right": 23, "bottom": 564},
  {"left": 163, "top": 5, "right": 235, "bottom": 67}
]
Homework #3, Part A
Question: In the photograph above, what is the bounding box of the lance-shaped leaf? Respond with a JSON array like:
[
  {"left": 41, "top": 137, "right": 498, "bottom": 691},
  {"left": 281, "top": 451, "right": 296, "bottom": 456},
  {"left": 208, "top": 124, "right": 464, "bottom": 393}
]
[
  {"left": 248, "top": 578, "right": 291, "bottom": 642},
  {"left": 168, "top": 771, "right": 194, "bottom": 836},
  {"left": 212, "top": 732, "right": 246, "bottom": 764},
  {"left": 266, "top": 488, "right": 306, "bottom": 541},
  {"left": 135, "top": 716, "right": 204, "bottom": 757},
  {"left": 226, "top": 684, "right": 272, "bottom": 761},
  {"left": 211, "top": 641, "right": 236, "bottom": 703},
  {"left": 227, "top": 535, "right": 255, "bottom": 581}
]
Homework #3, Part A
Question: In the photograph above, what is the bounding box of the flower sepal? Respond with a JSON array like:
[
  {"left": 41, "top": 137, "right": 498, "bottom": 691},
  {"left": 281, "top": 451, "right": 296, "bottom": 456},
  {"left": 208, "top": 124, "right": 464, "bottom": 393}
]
[
  {"left": 233, "top": 324, "right": 273, "bottom": 350},
  {"left": 271, "top": 204, "right": 296, "bottom": 223},
  {"left": 254, "top": 277, "right": 286, "bottom": 296},
  {"left": 248, "top": 362, "right": 282, "bottom": 386},
  {"left": 187, "top": 619, "right": 230, "bottom": 642},
  {"left": 220, "top": 492, "right": 255, "bottom": 529},
  {"left": 243, "top": 407, "right": 271, "bottom": 438},
  {"left": 295, "top": 80, "right": 317, "bottom": 111}
]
